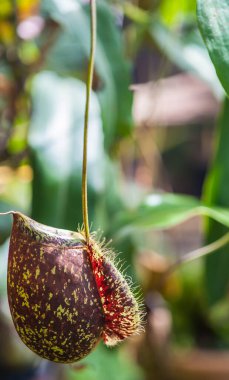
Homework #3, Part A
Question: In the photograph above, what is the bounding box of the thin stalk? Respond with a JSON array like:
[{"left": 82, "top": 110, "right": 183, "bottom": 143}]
[
  {"left": 82, "top": 0, "right": 96, "bottom": 243},
  {"left": 160, "top": 232, "right": 229, "bottom": 287}
]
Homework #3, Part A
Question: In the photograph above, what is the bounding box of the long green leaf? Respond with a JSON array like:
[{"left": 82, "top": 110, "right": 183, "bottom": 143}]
[
  {"left": 197, "top": 0, "right": 229, "bottom": 96},
  {"left": 113, "top": 193, "right": 229, "bottom": 239},
  {"left": 203, "top": 98, "right": 229, "bottom": 305}
]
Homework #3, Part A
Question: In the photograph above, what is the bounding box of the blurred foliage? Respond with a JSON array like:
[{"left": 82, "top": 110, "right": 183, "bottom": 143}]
[
  {"left": 1, "top": 0, "right": 229, "bottom": 379},
  {"left": 113, "top": 193, "right": 229, "bottom": 238},
  {"left": 67, "top": 343, "right": 143, "bottom": 380},
  {"left": 150, "top": 20, "right": 223, "bottom": 98},
  {"left": 42, "top": 0, "right": 133, "bottom": 151},
  {"left": 29, "top": 71, "right": 105, "bottom": 229}
]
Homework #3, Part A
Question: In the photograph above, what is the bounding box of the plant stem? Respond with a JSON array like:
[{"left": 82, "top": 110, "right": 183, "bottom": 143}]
[
  {"left": 161, "top": 232, "right": 229, "bottom": 284},
  {"left": 82, "top": 0, "right": 96, "bottom": 243}
]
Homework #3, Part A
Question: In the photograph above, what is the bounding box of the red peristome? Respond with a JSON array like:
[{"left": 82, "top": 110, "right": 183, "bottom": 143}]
[{"left": 87, "top": 242, "right": 141, "bottom": 346}]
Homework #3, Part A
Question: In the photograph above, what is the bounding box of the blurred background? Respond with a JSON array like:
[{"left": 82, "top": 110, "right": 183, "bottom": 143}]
[{"left": 1, "top": 0, "right": 229, "bottom": 379}]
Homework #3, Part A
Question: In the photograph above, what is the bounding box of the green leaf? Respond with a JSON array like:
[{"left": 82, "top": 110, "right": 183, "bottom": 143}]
[
  {"left": 197, "top": 0, "right": 229, "bottom": 96},
  {"left": 160, "top": 0, "right": 196, "bottom": 26},
  {"left": 29, "top": 71, "right": 105, "bottom": 230},
  {"left": 67, "top": 343, "right": 143, "bottom": 380},
  {"left": 113, "top": 193, "right": 229, "bottom": 239},
  {"left": 203, "top": 98, "right": 229, "bottom": 305},
  {"left": 42, "top": 0, "right": 133, "bottom": 151}
]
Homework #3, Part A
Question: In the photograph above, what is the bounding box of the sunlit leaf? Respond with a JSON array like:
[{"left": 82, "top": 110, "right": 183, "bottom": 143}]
[
  {"left": 113, "top": 193, "right": 229, "bottom": 239},
  {"left": 197, "top": 0, "right": 229, "bottom": 96},
  {"left": 160, "top": 0, "right": 196, "bottom": 26}
]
